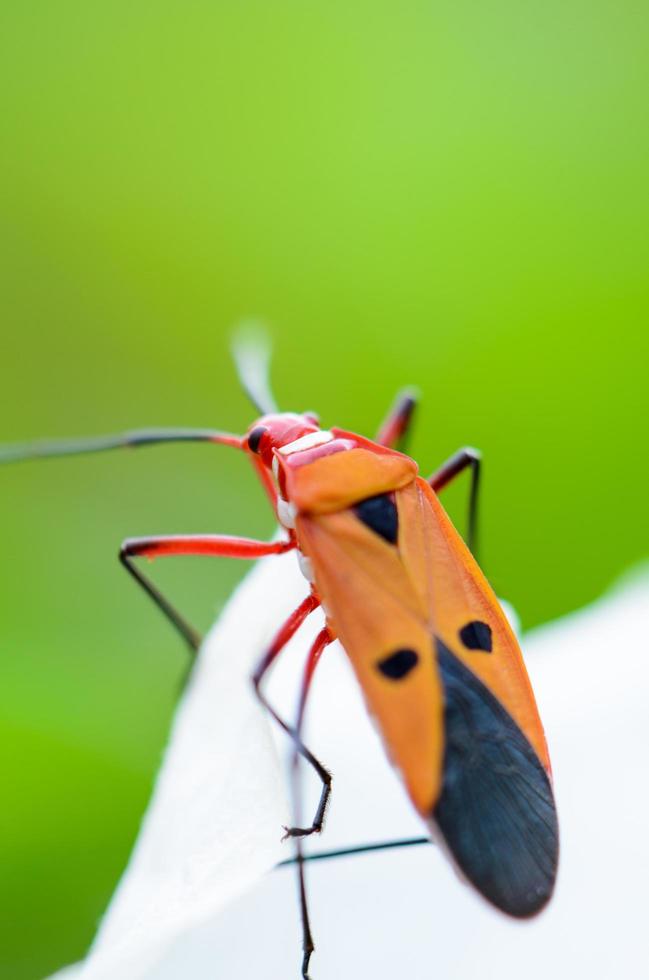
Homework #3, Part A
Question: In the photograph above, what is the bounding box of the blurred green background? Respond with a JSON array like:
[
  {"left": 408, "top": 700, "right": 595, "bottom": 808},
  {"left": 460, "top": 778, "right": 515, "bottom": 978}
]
[{"left": 0, "top": 2, "right": 647, "bottom": 977}]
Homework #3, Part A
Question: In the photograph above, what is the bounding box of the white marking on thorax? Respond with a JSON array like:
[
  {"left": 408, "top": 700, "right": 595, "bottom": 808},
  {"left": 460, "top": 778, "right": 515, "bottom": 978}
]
[
  {"left": 277, "top": 496, "right": 297, "bottom": 529},
  {"left": 278, "top": 430, "right": 333, "bottom": 455},
  {"left": 297, "top": 551, "right": 314, "bottom": 583}
]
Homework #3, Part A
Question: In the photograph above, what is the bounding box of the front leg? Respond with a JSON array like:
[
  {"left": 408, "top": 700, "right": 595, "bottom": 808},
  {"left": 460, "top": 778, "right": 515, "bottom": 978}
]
[{"left": 120, "top": 534, "right": 295, "bottom": 653}]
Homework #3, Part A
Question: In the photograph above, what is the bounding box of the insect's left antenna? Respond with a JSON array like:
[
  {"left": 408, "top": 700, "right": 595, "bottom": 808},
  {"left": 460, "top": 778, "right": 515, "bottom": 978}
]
[
  {"left": 0, "top": 428, "right": 244, "bottom": 465},
  {"left": 231, "top": 324, "right": 279, "bottom": 416}
]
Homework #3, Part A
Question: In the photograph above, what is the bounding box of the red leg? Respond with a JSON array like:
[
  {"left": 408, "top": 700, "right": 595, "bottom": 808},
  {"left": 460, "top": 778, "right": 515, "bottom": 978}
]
[
  {"left": 122, "top": 534, "right": 293, "bottom": 560},
  {"left": 290, "top": 627, "right": 334, "bottom": 980},
  {"left": 251, "top": 593, "right": 320, "bottom": 690},
  {"left": 428, "top": 446, "right": 481, "bottom": 555},
  {"left": 120, "top": 534, "right": 295, "bottom": 653},
  {"left": 251, "top": 454, "right": 278, "bottom": 508},
  {"left": 376, "top": 388, "right": 418, "bottom": 449},
  {"left": 251, "top": 595, "right": 332, "bottom": 828},
  {"left": 284, "top": 626, "right": 335, "bottom": 839},
  {"left": 296, "top": 626, "right": 332, "bottom": 734},
  {"left": 252, "top": 603, "right": 330, "bottom": 980}
]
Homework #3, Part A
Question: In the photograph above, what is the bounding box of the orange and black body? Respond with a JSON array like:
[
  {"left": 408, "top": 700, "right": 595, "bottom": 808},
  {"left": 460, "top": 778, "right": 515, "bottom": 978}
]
[
  {"left": 260, "top": 421, "right": 558, "bottom": 919},
  {"left": 1, "top": 348, "right": 559, "bottom": 977}
]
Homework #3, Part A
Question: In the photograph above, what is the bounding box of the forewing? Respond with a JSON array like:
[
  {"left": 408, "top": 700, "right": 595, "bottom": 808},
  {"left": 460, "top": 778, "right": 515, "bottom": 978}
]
[
  {"left": 298, "top": 477, "right": 558, "bottom": 917},
  {"left": 399, "top": 479, "right": 552, "bottom": 770},
  {"left": 399, "top": 479, "right": 558, "bottom": 915},
  {"left": 296, "top": 507, "right": 445, "bottom": 815}
]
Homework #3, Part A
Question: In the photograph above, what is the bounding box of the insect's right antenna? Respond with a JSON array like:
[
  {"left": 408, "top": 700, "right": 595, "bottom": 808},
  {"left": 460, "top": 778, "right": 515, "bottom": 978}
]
[
  {"left": 0, "top": 428, "right": 243, "bottom": 465},
  {"left": 231, "top": 324, "right": 280, "bottom": 416}
]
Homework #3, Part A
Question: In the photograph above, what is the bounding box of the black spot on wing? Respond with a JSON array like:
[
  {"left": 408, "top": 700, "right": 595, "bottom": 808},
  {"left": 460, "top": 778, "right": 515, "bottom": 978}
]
[
  {"left": 432, "top": 639, "right": 558, "bottom": 917},
  {"left": 354, "top": 493, "right": 398, "bottom": 544},
  {"left": 459, "top": 620, "right": 493, "bottom": 652},
  {"left": 377, "top": 648, "right": 419, "bottom": 680}
]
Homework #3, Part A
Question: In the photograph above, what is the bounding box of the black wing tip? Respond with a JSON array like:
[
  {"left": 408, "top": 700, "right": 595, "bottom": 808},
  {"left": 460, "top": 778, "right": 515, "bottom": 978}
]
[
  {"left": 432, "top": 636, "right": 560, "bottom": 919},
  {"left": 502, "top": 877, "right": 557, "bottom": 919},
  {"left": 477, "top": 841, "right": 559, "bottom": 919},
  {"left": 428, "top": 815, "right": 559, "bottom": 918}
]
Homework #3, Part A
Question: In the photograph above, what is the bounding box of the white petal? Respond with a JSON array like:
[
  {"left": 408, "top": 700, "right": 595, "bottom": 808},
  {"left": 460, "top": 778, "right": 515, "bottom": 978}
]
[
  {"left": 60, "top": 548, "right": 310, "bottom": 980},
  {"left": 56, "top": 566, "right": 649, "bottom": 979}
]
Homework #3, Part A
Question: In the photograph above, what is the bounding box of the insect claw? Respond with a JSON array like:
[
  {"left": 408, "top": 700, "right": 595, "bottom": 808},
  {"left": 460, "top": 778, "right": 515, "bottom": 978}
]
[{"left": 281, "top": 824, "right": 321, "bottom": 841}]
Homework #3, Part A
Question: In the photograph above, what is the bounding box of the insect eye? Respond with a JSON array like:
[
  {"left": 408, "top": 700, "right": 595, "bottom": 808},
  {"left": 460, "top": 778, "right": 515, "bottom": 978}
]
[
  {"left": 354, "top": 493, "right": 398, "bottom": 544},
  {"left": 247, "top": 426, "right": 269, "bottom": 454}
]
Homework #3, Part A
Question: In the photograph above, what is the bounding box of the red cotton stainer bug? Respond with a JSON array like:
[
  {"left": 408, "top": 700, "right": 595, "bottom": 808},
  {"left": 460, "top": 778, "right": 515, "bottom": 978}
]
[{"left": 1, "top": 337, "right": 558, "bottom": 979}]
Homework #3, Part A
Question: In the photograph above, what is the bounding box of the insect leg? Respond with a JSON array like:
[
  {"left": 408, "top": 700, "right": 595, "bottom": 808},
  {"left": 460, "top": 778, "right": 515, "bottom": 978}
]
[
  {"left": 251, "top": 453, "right": 278, "bottom": 508},
  {"left": 251, "top": 595, "right": 329, "bottom": 789},
  {"left": 296, "top": 847, "right": 314, "bottom": 980},
  {"left": 120, "top": 534, "right": 295, "bottom": 654},
  {"left": 428, "top": 446, "right": 482, "bottom": 556},
  {"left": 0, "top": 427, "right": 244, "bottom": 464},
  {"left": 375, "top": 388, "right": 418, "bottom": 449},
  {"left": 286, "top": 627, "right": 334, "bottom": 980},
  {"left": 252, "top": 607, "right": 333, "bottom": 841},
  {"left": 251, "top": 598, "right": 330, "bottom": 980},
  {"left": 284, "top": 626, "right": 335, "bottom": 838}
]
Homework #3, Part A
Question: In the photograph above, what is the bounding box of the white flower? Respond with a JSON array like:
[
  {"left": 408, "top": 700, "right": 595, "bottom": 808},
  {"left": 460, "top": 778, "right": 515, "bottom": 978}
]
[{"left": 53, "top": 561, "right": 649, "bottom": 979}]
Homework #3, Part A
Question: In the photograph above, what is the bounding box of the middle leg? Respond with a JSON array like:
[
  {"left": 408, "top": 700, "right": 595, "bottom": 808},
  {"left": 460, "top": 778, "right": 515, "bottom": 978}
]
[
  {"left": 376, "top": 388, "right": 418, "bottom": 450},
  {"left": 287, "top": 626, "right": 335, "bottom": 980},
  {"left": 252, "top": 605, "right": 333, "bottom": 980},
  {"left": 284, "top": 625, "right": 335, "bottom": 839},
  {"left": 428, "top": 446, "right": 482, "bottom": 557},
  {"left": 251, "top": 597, "right": 332, "bottom": 830}
]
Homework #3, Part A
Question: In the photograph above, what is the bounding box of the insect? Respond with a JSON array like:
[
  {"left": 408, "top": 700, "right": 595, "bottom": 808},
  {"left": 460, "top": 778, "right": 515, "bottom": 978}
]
[{"left": 1, "top": 338, "right": 559, "bottom": 978}]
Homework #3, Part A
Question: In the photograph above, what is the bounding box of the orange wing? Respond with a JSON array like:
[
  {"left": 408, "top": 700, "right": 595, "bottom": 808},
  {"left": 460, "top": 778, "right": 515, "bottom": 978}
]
[
  {"left": 296, "top": 476, "right": 558, "bottom": 917},
  {"left": 399, "top": 479, "right": 552, "bottom": 771}
]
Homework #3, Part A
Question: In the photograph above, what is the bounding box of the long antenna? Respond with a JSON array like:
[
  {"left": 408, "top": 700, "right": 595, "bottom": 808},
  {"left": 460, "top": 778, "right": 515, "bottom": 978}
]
[
  {"left": 0, "top": 428, "right": 243, "bottom": 465},
  {"left": 276, "top": 836, "right": 431, "bottom": 868},
  {"left": 231, "top": 324, "right": 279, "bottom": 416}
]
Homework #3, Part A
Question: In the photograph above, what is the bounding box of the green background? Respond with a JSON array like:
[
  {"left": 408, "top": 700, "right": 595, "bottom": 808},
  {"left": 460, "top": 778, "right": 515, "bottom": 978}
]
[{"left": 0, "top": 2, "right": 647, "bottom": 977}]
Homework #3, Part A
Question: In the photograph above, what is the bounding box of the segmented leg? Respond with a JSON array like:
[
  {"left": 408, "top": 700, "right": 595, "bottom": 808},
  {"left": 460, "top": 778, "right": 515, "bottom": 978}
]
[
  {"left": 120, "top": 534, "right": 295, "bottom": 653},
  {"left": 429, "top": 446, "right": 482, "bottom": 556},
  {"left": 376, "top": 388, "right": 418, "bottom": 450},
  {"left": 284, "top": 626, "right": 335, "bottom": 839},
  {"left": 251, "top": 597, "right": 331, "bottom": 814},
  {"left": 250, "top": 453, "right": 279, "bottom": 508},
  {"left": 278, "top": 647, "right": 432, "bottom": 875},
  {"left": 288, "top": 626, "right": 334, "bottom": 980},
  {"left": 275, "top": 628, "right": 432, "bottom": 976},
  {"left": 251, "top": 600, "right": 332, "bottom": 980}
]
